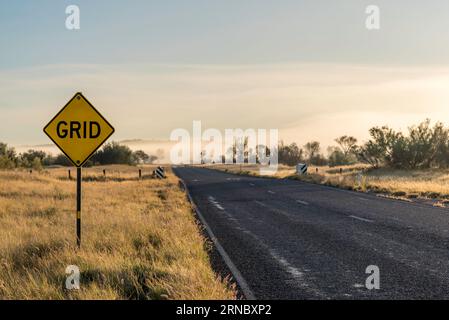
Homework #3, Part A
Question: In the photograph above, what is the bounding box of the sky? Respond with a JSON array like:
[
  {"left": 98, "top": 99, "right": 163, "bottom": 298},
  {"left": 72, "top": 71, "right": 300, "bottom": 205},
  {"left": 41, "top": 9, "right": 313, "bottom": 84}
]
[{"left": 2, "top": 0, "right": 449, "bottom": 151}]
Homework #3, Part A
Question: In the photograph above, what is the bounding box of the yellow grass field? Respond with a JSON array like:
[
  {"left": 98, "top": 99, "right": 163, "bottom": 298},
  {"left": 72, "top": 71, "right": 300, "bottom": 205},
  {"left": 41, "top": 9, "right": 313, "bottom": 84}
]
[
  {"left": 0, "top": 165, "right": 236, "bottom": 300},
  {"left": 204, "top": 163, "right": 449, "bottom": 202}
]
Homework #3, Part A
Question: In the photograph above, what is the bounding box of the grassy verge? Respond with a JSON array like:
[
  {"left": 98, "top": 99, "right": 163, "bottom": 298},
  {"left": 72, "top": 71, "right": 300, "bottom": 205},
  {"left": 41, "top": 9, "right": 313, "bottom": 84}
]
[
  {"left": 0, "top": 165, "right": 236, "bottom": 299},
  {"left": 204, "top": 163, "right": 449, "bottom": 205}
]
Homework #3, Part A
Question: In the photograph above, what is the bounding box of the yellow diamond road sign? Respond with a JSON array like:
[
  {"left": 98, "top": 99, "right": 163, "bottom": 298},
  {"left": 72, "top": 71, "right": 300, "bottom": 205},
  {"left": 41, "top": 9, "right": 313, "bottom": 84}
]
[{"left": 44, "top": 93, "right": 115, "bottom": 167}]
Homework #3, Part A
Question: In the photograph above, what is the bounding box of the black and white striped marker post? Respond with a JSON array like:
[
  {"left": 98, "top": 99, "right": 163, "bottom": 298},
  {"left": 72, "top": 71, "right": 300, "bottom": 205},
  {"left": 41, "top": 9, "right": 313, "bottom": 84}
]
[
  {"left": 296, "top": 163, "right": 308, "bottom": 175},
  {"left": 154, "top": 166, "right": 166, "bottom": 179}
]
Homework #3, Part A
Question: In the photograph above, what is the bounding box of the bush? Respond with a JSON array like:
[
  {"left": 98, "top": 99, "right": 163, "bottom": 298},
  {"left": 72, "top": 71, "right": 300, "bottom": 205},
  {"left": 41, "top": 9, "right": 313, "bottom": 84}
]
[
  {"left": 31, "top": 158, "right": 43, "bottom": 171},
  {"left": 52, "top": 154, "right": 74, "bottom": 166},
  {"left": 278, "top": 141, "right": 304, "bottom": 166},
  {"left": 91, "top": 142, "right": 136, "bottom": 165},
  {"left": 0, "top": 142, "right": 17, "bottom": 169},
  {"left": 327, "top": 148, "right": 347, "bottom": 167},
  {"left": 357, "top": 119, "right": 449, "bottom": 169},
  {"left": 132, "top": 150, "right": 157, "bottom": 164},
  {"left": 0, "top": 156, "right": 16, "bottom": 169}
]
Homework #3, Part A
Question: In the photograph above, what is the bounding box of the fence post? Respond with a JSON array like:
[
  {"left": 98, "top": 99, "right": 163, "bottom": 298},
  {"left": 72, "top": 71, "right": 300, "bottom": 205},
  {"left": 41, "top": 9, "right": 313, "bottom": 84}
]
[
  {"left": 103, "top": 169, "right": 106, "bottom": 178},
  {"left": 68, "top": 169, "right": 72, "bottom": 180},
  {"left": 139, "top": 169, "right": 142, "bottom": 180}
]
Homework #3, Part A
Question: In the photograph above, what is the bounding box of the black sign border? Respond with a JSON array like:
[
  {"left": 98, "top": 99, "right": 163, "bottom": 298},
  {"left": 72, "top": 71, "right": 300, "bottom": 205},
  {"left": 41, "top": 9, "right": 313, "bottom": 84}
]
[{"left": 43, "top": 92, "right": 115, "bottom": 167}]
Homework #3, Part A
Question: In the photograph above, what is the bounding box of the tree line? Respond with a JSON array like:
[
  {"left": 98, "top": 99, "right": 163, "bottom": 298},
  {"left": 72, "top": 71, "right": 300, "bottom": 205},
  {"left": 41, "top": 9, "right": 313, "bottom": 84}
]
[
  {"left": 0, "top": 142, "right": 156, "bottom": 170},
  {"left": 275, "top": 119, "right": 449, "bottom": 169},
  {"left": 2, "top": 119, "right": 447, "bottom": 170}
]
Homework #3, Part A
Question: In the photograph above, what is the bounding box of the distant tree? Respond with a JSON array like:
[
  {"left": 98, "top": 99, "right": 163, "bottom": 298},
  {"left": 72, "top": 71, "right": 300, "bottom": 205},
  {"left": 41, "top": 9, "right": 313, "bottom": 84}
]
[
  {"left": 19, "top": 150, "right": 49, "bottom": 168},
  {"left": 0, "top": 142, "right": 17, "bottom": 169},
  {"left": 405, "top": 119, "right": 446, "bottom": 168},
  {"left": 31, "top": 157, "right": 43, "bottom": 171},
  {"left": 91, "top": 142, "right": 135, "bottom": 165},
  {"left": 132, "top": 150, "right": 150, "bottom": 164},
  {"left": 0, "top": 143, "right": 9, "bottom": 156},
  {"left": 432, "top": 122, "right": 449, "bottom": 168},
  {"left": 227, "top": 137, "right": 247, "bottom": 163},
  {"left": 357, "top": 141, "right": 383, "bottom": 168},
  {"left": 327, "top": 146, "right": 347, "bottom": 167},
  {"left": 356, "top": 120, "right": 449, "bottom": 169},
  {"left": 328, "top": 135, "right": 358, "bottom": 166},
  {"left": 53, "top": 154, "right": 74, "bottom": 166},
  {"left": 335, "top": 136, "right": 358, "bottom": 157},
  {"left": 303, "top": 141, "right": 322, "bottom": 164},
  {"left": 0, "top": 142, "right": 17, "bottom": 159},
  {"left": 278, "top": 141, "right": 304, "bottom": 166},
  {"left": 304, "top": 141, "right": 320, "bottom": 159},
  {"left": 20, "top": 150, "right": 47, "bottom": 163},
  {"left": 255, "top": 144, "right": 271, "bottom": 164}
]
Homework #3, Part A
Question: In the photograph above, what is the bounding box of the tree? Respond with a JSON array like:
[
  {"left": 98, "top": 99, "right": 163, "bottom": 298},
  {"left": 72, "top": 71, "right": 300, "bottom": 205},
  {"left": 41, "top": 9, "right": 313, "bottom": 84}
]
[
  {"left": 0, "top": 142, "right": 17, "bottom": 169},
  {"left": 278, "top": 141, "right": 304, "bottom": 166},
  {"left": 356, "top": 120, "right": 449, "bottom": 169},
  {"left": 303, "top": 141, "right": 321, "bottom": 164},
  {"left": 19, "top": 150, "right": 49, "bottom": 168},
  {"left": 132, "top": 150, "right": 150, "bottom": 164},
  {"left": 0, "top": 142, "right": 17, "bottom": 161},
  {"left": 432, "top": 122, "right": 449, "bottom": 168},
  {"left": 0, "top": 143, "right": 9, "bottom": 156},
  {"left": 227, "top": 137, "right": 248, "bottom": 163},
  {"left": 327, "top": 146, "right": 347, "bottom": 167},
  {"left": 31, "top": 157, "right": 43, "bottom": 171},
  {"left": 53, "top": 154, "right": 74, "bottom": 166},
  {"left": 91, "top": 142, "right": 135, "bottom": 165},
  {"left": 405, "top": 119, "right": 447, "bottom": 168},
  {"left": 357, "top": 141, "right": 384, "bottom": 168},
  {"left": 335, "top": 136, "right": 358, "bottom": 157},
  {"left": 20, "top": 150, "right": 47, "bottom": 163}
]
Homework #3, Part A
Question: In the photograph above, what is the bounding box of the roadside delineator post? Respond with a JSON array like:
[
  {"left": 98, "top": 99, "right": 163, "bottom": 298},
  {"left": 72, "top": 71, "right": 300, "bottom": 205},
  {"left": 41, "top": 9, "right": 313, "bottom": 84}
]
[
  {"left": 43, "top": 92, "right": 115, "bottom": 249},
  {"left": 296, "top": 163, "right": 308, "bottom": 175},
  {"left": 154, "top": 166, "right": 166, "bottom": 179}
]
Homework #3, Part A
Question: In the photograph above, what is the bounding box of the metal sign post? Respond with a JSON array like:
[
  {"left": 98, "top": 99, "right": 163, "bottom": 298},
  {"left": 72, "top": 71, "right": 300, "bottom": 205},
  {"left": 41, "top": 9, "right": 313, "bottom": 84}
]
[{"left": 76, "top": 167, "right": 82, "bottom": 248}]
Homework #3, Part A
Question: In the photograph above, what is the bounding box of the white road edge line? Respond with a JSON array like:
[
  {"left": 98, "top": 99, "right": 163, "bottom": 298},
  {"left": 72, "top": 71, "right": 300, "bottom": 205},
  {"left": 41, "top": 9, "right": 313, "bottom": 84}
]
[
  {"left": 296, "top": 200, "right": 309, "bottom": 205},
  {"left": 178, "top": 178, "right": 256, "bottom": 300},
  {"left": 349, "top": 215, "right": 374, "bottom": 223},
  {"left": 268, "top": 190, "right": 275, "bottom": 194}
]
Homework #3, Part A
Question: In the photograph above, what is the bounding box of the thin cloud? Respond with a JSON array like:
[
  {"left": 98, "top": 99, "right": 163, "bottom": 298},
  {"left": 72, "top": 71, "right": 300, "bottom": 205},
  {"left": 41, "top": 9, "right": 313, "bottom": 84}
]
[{"left": 1, "top": 63, "right": 449, "bottom": 147}]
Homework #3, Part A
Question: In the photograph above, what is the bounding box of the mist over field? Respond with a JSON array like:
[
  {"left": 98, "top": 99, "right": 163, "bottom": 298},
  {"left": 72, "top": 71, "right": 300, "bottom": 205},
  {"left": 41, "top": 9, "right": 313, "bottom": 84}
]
[{"left": 13, "top": 140, "right": 175, "bottom": 164}]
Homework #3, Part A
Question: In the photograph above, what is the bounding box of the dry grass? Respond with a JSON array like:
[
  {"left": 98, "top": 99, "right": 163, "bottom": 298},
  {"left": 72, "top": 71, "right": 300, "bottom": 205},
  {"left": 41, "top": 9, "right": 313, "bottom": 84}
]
[
  {"left": 0, "top": 165, "right": 236, "bottom": 300},
  {"left": 205, "top": 163, "right": 449, "bottom": 201}
]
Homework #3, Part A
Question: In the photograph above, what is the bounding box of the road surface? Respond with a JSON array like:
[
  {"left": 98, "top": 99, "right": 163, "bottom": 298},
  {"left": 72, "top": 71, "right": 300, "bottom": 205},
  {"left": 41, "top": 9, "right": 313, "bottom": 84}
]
[{"left": 174, "top": 166, "right": 449, "bottom": 300}]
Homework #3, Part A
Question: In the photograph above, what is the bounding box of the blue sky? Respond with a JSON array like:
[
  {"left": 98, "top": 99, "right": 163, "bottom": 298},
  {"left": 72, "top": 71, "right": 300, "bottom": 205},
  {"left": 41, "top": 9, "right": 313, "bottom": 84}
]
[
  {"left": 2, "top": 1, "right": 449, "bottom": 147},
  {"left": 3, "top": 0, "right": 449, "bottom": 68}
]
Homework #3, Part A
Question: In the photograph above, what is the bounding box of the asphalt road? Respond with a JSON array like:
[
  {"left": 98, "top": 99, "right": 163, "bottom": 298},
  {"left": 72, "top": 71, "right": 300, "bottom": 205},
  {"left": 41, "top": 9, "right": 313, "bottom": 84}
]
[{"left": 174, "top": 166, "right": 449, "bottom": 300}]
